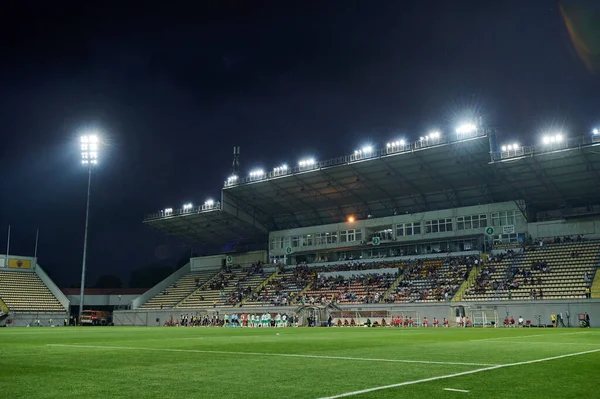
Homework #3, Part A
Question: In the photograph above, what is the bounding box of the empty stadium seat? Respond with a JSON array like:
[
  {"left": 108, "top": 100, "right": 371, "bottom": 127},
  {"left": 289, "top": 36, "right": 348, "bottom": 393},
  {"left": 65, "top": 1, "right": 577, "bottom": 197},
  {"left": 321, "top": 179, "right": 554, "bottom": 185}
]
[
  {"left": 0, "top": 271, "right": 66, "bottom": 312},
  {"left": 462, "top": 241, "right": 599, "bottom": 301}
]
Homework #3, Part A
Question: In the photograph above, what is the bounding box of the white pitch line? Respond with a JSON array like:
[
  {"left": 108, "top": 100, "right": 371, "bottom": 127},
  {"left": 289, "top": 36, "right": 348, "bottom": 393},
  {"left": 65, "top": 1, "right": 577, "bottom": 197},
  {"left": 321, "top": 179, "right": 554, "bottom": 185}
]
[
  {"left": 45, "top": 344, "right": 496, "bottom": 367},
  {"left": 444, "top": 388, "right": 470, "bottom": 393},
  {"left": 470, "top": 331, "right": 590, "bottom": 342},
  {"left": 488, "top": 340, "right": 600, "bottom": 347},
  {"left": 316, "top": 348, "right": 600, "bottom": 399}
]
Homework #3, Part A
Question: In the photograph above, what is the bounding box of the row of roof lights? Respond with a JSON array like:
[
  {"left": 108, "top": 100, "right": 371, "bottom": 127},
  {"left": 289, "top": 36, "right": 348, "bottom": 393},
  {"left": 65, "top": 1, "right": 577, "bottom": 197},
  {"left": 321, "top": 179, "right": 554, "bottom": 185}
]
[
  {"left": 420, "top": 131, "right": 441, "bottom": 141},
  {"left": 232, "top": 124, "right": 598, "bottom": 181},
  {"left": 542, "top": 134, "right": 564, "bottom": 144},
  {"left": 354, "top": 145, "right": 373, "bottom": 155},
  {"left": 163, "top": 199, "right": 215, "bottom": 215},
  {"left": 299, "top": 158, "right": 316, "bottom": 167},
  {"left": 236, "top": 125, "right": 481, "bottom": 180},
  {"left": 501, "top": 143, "right": 520, "bottom": 151}
]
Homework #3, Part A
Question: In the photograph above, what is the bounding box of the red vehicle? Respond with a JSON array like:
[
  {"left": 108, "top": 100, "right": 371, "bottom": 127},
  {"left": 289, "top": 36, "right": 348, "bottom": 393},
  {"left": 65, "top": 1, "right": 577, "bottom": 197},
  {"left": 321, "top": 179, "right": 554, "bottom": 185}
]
[{"left": 80, "top": 310, "right": 111, "bottom": 326}]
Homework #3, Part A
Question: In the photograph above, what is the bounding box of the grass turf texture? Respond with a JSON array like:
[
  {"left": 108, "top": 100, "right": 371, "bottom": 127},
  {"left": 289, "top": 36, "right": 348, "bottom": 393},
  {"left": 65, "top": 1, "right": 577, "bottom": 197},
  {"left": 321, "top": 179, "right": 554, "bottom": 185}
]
[{"left": 1, "top": 327, "right": 599, "bottom": 398}]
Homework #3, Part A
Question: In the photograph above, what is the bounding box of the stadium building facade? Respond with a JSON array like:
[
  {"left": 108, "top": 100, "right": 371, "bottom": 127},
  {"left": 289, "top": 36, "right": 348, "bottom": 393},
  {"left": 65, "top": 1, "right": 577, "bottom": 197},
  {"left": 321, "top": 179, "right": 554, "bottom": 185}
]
[{"left": 117, "top": 127, "right": 600, "bottom": 327}]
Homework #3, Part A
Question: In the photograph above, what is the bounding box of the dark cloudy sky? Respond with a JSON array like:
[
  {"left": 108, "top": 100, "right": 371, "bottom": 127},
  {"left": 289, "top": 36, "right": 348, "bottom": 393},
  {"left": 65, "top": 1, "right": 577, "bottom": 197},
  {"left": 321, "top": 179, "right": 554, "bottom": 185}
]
[{"left": 0, "top": 1, "right": 598, "bottom": 287}]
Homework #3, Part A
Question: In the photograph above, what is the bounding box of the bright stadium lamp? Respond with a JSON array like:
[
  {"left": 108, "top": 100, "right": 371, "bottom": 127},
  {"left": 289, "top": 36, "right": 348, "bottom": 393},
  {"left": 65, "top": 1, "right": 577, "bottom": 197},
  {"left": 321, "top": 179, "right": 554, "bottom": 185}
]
[
  {"left": 593, "top": 128, "right": 599, "bottom": 135},
  {"left": 299, "top": 158, "right": 316, "bottom": 167},
  {"left": 347, "top": 215, "right": 355, "bottom": 223},
  {"left": 165, "top": 208, "right": 173, "bottom": 214},
  {"left": 501, "top": 145, "right": 507, "bottom": 151},
  {"left": 183, "top": 203, "right": 193, "bottom": 211},
  {"left": 78, "top": 133, "right": 101, "bottom": 321},
  {"left": 456, "top": 123, "right": 477, "bottom": 134},
  {"left": 362, "top": 145, "right": 373, "bottom": 153},
  {"left": 542, "top": 134, "right": 563, "bottom": 145},
  {"left": 429, "top": 131, "right": 440, "bottom": 139},
  {"left": 204, "top": 199, "right": 214, "bottom": 207}
]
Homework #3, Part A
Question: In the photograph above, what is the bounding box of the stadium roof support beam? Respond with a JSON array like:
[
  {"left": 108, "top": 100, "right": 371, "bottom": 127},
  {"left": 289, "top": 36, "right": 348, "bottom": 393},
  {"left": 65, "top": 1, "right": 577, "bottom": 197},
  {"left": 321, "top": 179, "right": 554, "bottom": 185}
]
[
  {"left": 221, "top": 191, "right": 271, "bottom": 232},
  {"left": 266, "top": 178, "right": 323, "bottom": 227},
  {"left": 514, "top": 199, "right": 529, "bottom": 223},
  {"left": 320, "top": 169, "right": 373, "bottom": 213},
  {"left": 453, "top": 145, "right": 496, "bottom": 203},
  {"left": 413, "top": 152, "right": 462, "bottom": 208},
  {"left": 527, "top": 157, "right": 567, "bottom": 205},
  {"left": 580, "top": 150, "right": 600, "bottom": 188},
  {"left": 346, "top": 163, "right": 399, "bottom": 214},
  {"left": 378, "top": 159, "right": 429, "bottom": 212}
]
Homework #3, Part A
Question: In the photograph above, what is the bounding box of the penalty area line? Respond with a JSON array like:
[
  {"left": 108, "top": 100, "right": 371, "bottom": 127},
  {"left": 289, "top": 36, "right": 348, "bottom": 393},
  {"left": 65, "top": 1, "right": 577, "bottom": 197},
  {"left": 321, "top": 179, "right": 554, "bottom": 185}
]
[
  {"left": 316, "top": 348, "right": 600, "bottom": 399},
  {"left": 444, "top": 388, "right": 469, "bottom": 392},
  {"left": 45, "top": 344, "right": 495, "bottom": 366}
]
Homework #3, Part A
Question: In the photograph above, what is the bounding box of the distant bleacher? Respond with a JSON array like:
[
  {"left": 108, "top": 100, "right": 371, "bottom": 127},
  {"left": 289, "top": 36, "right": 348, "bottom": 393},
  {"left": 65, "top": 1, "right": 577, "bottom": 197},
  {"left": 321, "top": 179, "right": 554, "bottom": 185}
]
[
  {"left": 244, "top": 268, "right": 309, "bottom": 306},
  {"left": 386, "top": 256, "right": 475, "bottom": 303},
  {"left": 140, "top": 264, "right": 277, "bottom": 309},
  {"left": 463, "top": 241, "right": 599, "bottom": 301},
  {"left": 304, "top": 273, "right": 397, "bottom": 305},
  {"left": 141, "top": 270, "right": 218, "bottom": 309},
  {"left": 0, "top": 270, "right": 66, "bottom": 312}
]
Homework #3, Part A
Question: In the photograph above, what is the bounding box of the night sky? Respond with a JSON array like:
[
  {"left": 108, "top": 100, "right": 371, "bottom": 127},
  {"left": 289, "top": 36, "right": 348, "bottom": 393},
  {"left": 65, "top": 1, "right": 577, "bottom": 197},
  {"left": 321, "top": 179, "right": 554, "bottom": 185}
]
[{"left": 1, "top": 1, "right": 599, "bottom": 288}]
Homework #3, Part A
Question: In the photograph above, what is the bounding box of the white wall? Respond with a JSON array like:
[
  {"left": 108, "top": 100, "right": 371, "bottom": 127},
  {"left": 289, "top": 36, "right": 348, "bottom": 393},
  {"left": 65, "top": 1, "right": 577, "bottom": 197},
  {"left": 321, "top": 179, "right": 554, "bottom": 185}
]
[
  {"left": 528, "top": 219, "right": 600, "bottom": 240},
  {"left": 269, "top": 201, "right": 525, "bottom": 256},
  {"left": 66, "top": 294, "right": 140, "bottom": 307},
  {"left": 35, "top": 263, "right": 70, "bottom": 311},
  {"left": 190, "top": 250, "right": 267, "bottom": 271}
]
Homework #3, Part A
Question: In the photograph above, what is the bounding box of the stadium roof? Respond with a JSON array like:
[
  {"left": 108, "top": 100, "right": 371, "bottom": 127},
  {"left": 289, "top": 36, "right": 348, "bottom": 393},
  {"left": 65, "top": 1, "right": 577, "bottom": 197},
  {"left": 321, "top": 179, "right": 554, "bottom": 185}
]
[
  {"left": 144, "top": 204, "right": 268, "bottom": 247},
  {"left": 144, "top": 131, "right": 600, "bottom": 246}
]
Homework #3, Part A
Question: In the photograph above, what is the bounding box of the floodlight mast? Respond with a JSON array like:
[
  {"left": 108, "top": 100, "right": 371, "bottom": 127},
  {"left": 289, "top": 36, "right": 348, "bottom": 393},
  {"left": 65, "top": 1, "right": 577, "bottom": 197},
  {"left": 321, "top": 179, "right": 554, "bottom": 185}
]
[{"left": 78, "top": 134, "right": 98, "bottom": 321}]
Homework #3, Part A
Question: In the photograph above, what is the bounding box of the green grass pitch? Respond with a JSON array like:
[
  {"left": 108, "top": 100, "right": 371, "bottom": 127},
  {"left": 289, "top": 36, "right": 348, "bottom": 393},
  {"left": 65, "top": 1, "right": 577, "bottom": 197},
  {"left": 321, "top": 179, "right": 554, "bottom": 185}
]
[{"left": 1, "top": 326, "right": 599, "bottom": 398}]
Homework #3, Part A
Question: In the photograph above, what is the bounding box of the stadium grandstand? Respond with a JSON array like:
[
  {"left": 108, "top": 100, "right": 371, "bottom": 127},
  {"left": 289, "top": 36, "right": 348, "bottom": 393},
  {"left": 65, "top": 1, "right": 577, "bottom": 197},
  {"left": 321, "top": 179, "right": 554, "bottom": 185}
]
[
  {"left": 112, "top": 125, "right": 600, "bottom": 328},
  {"left": 0, "top": 255, "right": 69, "bottom": 326},
  {"left": 3, "top": 126, "right": 600, "bottom": 328}
]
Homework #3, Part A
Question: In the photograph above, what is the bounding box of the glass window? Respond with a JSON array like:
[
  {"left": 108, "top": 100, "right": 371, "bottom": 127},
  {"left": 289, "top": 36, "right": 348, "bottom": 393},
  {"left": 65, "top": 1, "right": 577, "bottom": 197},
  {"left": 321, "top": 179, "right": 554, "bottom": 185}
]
[
  {"left": 425, "top": 219, "right": 452, "bottom": 234},
  {"left": 340, "top": 231, "right": 348, "bottom": 243}
]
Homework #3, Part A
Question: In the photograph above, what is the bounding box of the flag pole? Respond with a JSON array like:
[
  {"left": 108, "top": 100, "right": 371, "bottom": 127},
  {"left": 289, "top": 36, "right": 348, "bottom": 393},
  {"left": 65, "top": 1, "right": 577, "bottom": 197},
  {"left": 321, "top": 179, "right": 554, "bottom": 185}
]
[
  {"left": 6, "top": 225, "right": 10, "bottom": 267},
  {"left": 34, "top": 228, "right": 39, "bottom": 266}
]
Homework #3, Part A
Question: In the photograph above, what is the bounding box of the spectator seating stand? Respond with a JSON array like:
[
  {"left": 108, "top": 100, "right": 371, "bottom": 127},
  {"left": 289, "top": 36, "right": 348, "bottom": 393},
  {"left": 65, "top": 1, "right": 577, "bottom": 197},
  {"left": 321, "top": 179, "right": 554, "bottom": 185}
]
[
  {"left": 0, "top": 270, "right": 66, "bottom": 312},
  {"left": 463, "top": 241, "right": 600, "bottom": 301},
  {"left": 141, "top": 270, "right": 219, "bottom": 309}
]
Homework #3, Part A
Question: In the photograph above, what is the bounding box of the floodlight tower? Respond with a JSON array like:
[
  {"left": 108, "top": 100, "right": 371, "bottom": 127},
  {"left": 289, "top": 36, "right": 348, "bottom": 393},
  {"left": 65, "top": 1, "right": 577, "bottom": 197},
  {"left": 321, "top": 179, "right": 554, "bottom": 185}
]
[
  {"left": 78, "top": 134, "right": 99, "bottom": 320},
  {"left": 232, "top": 146, "right": 240, "bottom": 175}
]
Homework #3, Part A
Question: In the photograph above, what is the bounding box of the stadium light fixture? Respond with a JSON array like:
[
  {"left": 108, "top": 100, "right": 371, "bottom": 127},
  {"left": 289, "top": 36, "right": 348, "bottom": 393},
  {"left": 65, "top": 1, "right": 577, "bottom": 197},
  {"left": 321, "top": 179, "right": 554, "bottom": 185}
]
[
  {"left": 78, "top": 133, "right": 101, "bottom": 321},
  {"left": 204, "top": 199, "right": 214, "bottom": 207},
  {"left": 347, "top": 215, "right": 355, "bottom": 223},
  {"left": 227, "top": 175, "right": 238, "bottom": 183},
  {"left": 164, "top": 208, "right": 173, "bottom": 214},
  {"left": 362, "top": 145, "right": 373, "bottom": 154},
  {"left": 273, "top": 164, "right": 288, "bottom": 172},
  {"left": 456, "top": 123, "right": 477, "bottom": 134},
  {"left": 542, "top": 134, "right": 564, "bottom": 144},
  {"left": 387, "top": 139, "right": 406, "bottom": 148},
  {"left": 183, "top": 203, "right": 193, "bottom": 210},
  {"left": 249, "top": 169, "right": 265, "bottom": 178},
  {"left": 429, "top": 131, "right": 441, "bottom": 139},
  {"left": 593, "top": 128, "right": 599, "bottom": 135},
  {"left": 299, "top": 158, "right": 316, "bottom": 167}
]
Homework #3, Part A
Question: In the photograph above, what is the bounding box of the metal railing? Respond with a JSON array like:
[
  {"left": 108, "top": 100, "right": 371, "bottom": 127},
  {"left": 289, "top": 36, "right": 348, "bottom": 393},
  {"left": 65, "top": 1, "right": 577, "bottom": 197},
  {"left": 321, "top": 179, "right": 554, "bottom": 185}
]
[
  {"left": 224, "top": 130, "right": 484, "bottom": 187},
  {"left": 144, "top": 201, "right": 221, "bottom": 221},
  {"left": 492, "top": 135, "right": 600, "bottom": 162}
]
